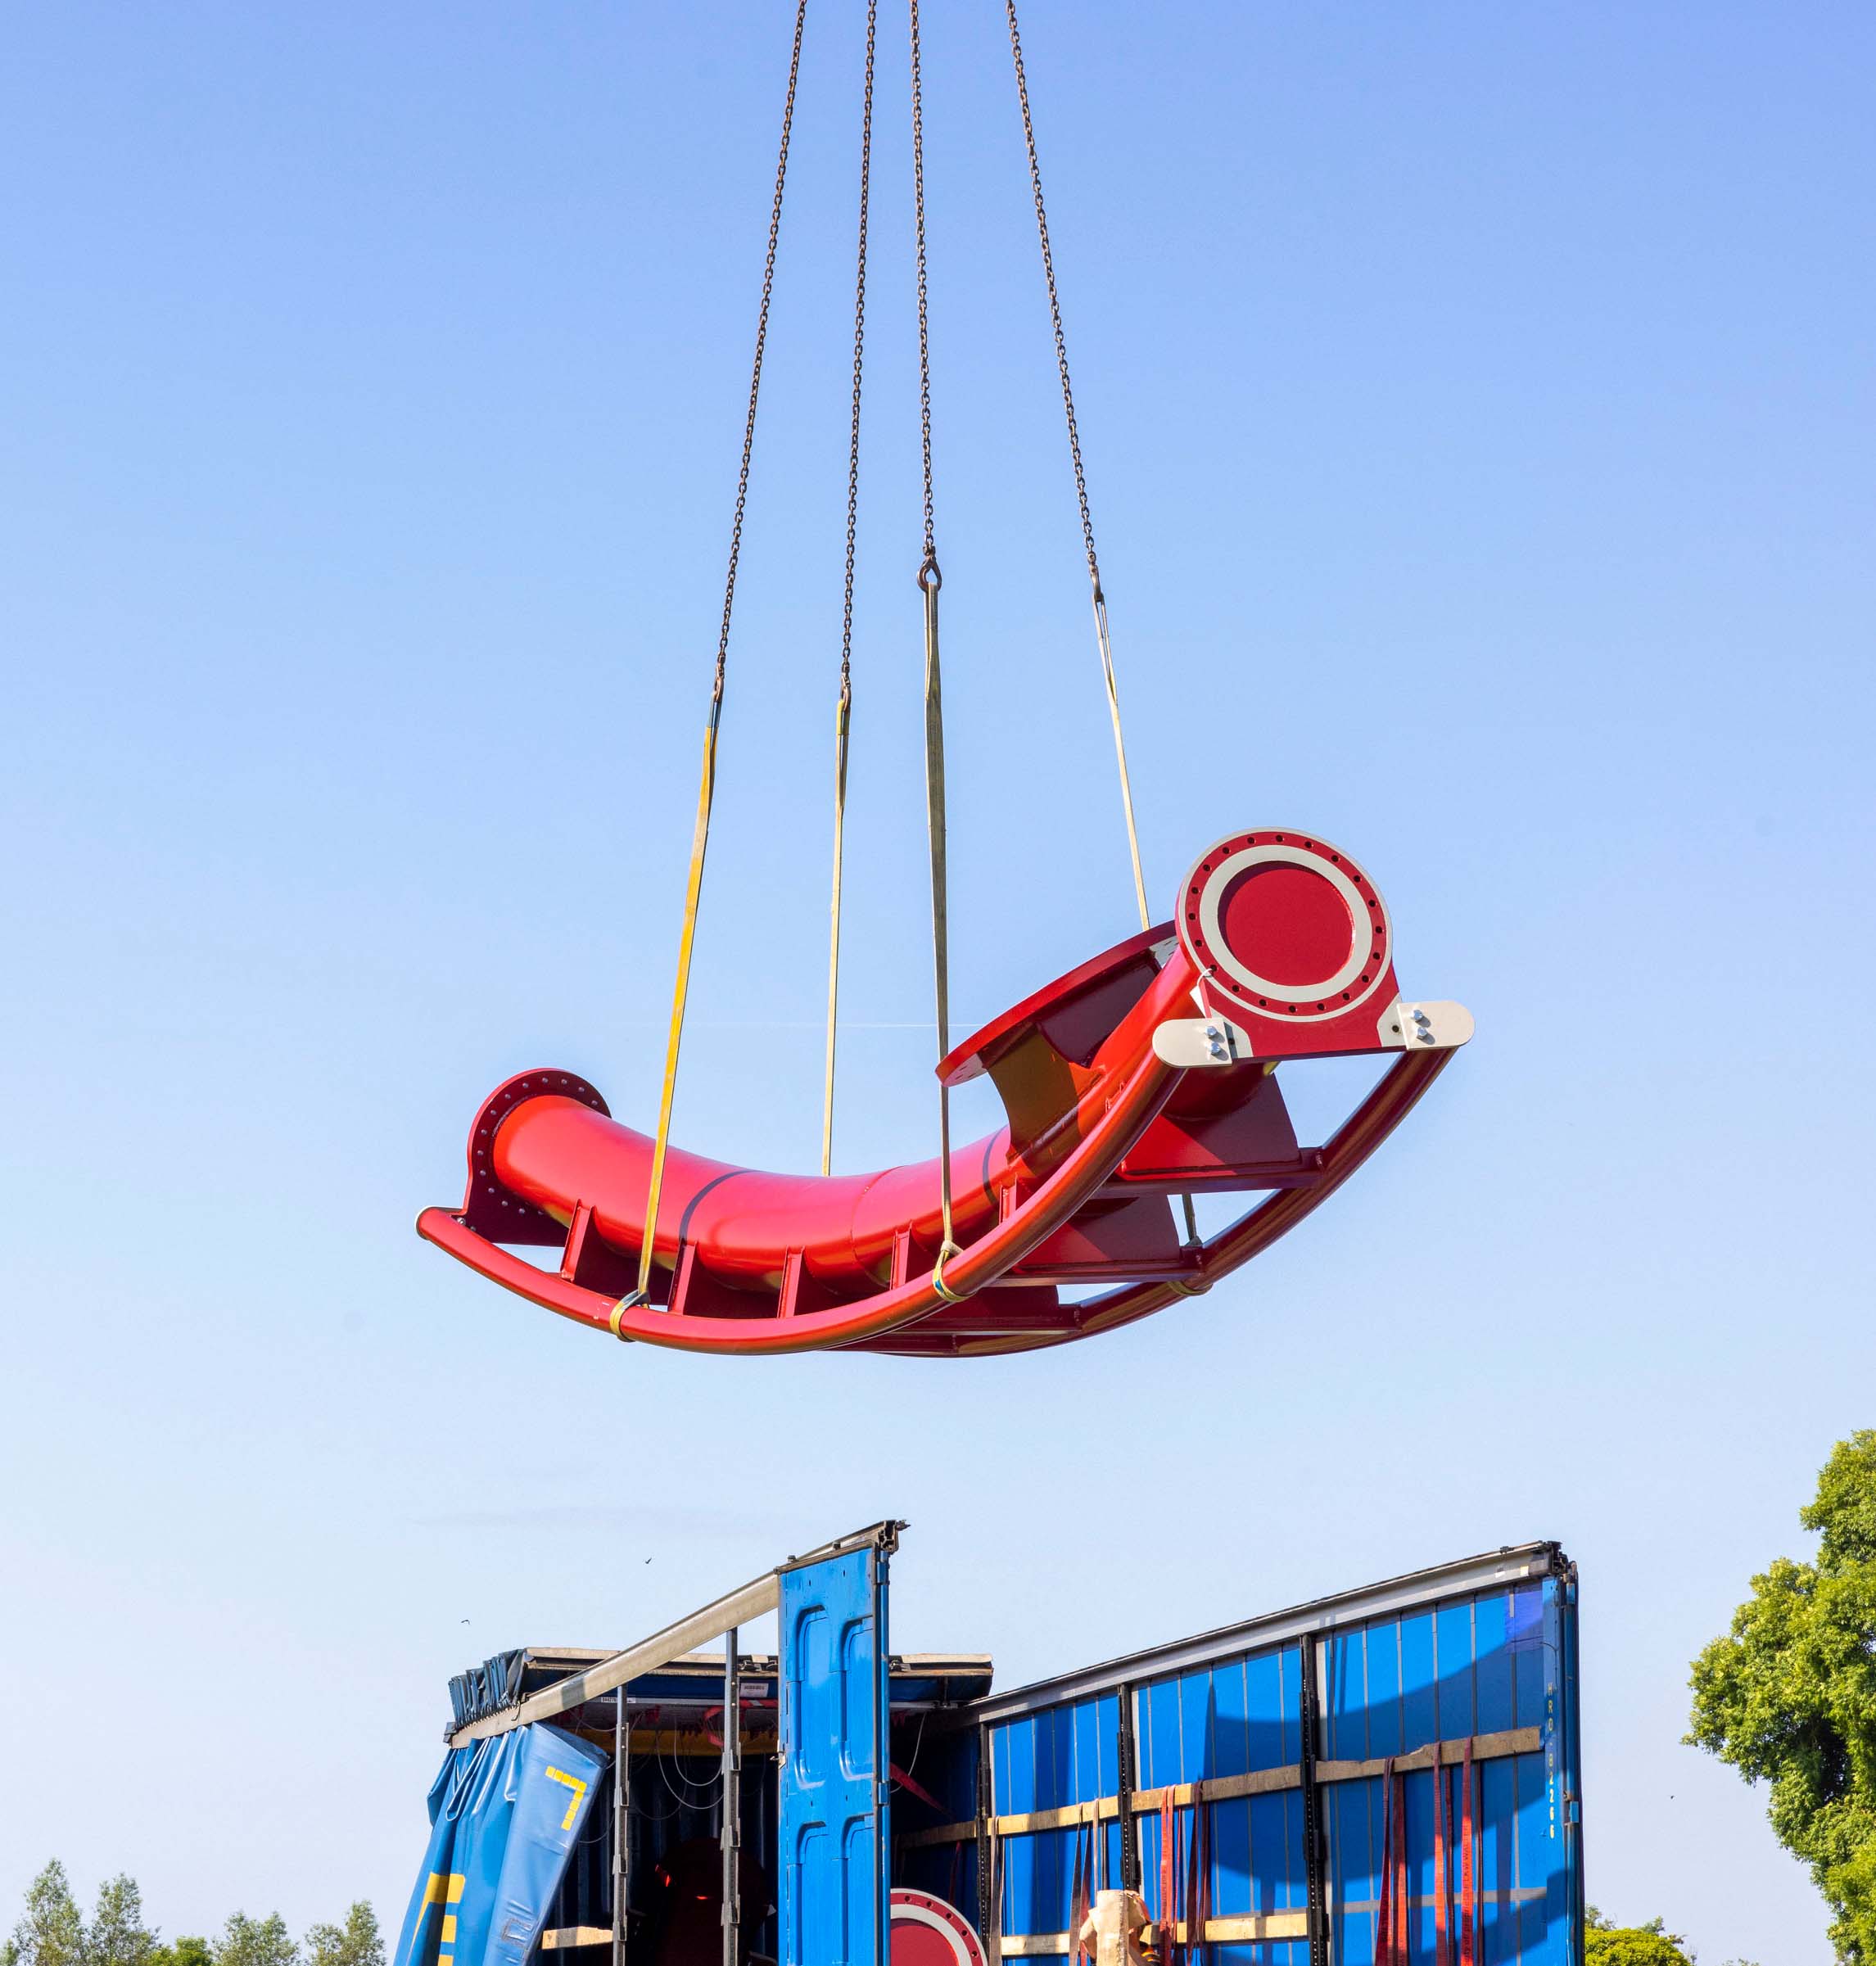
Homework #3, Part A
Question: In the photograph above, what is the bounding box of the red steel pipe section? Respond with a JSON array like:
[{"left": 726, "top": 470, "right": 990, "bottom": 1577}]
[
  {"left": 418, "top": 951, "right": 1196, "bottom": 1354},
  {"left": 416, "top": 828, "right": 1469, "bottom": 1355}
]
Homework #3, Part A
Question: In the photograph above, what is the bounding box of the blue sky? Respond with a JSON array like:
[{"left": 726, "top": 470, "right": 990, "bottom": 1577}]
[{"left": 2, "top": 3, "right": 1870, "bottom": 1962}]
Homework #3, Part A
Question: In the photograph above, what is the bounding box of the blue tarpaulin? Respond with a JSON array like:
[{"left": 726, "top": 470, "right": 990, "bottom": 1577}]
[{"left": 396, "top": 1723, "right": 608, "bottom": 1966}]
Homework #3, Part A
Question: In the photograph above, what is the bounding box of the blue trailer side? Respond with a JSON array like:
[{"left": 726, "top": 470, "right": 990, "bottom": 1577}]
[{"left": 897, "top": 1541, "right": 1581, "bottom": 1966}]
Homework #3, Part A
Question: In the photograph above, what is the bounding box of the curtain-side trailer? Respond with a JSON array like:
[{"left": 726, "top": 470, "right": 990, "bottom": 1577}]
[{"left": 398, "top": 1525, "right": 1583, "bottom": 1966}]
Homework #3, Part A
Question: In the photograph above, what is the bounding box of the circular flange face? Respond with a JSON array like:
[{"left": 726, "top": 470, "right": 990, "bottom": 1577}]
[
  {"left": 891, "top": 1889, "right": 988, "bottom": 1966},
  {"left": 1178, "top": 829, "right": 1391, "bottom": 1023}
]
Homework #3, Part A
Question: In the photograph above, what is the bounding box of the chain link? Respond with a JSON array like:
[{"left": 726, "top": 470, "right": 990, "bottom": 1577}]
[
  {"left": 1006, "top": 0, "right": 1150, "bottom": 932},
  {"left": 1006, "top": 0, "right": 1098, "bottom": 596},
  {"left": 713, "top": 0, "right": 809, "bottom": 699},
  {"left": 910, "top": 0, "right": 938, "bottom": 581},
  {"left": 841, "top": 0, "right": 878, "bottom": 698}
]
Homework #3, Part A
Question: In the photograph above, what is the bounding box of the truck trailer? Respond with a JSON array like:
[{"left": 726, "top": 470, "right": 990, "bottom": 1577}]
[{"left": 397, "top": 1524, "right": 1582, "bottom": 1966}]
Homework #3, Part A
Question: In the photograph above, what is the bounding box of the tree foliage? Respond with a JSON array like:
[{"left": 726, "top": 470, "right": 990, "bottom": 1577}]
[
  {"left": 84, "top": 1878, "right": 156, "bottom": 1966},
  {"left": 1584, "top": 1905, "right": 1696, "bottom": 1965},
  {"left": 2, "top": 1864, "right": 84, "bottom": 1966},
  {"left": 302, "top": 1905, "right": 381, "bottom": 1966},
  {"left": 5, "top": 1869, "right": 166, "bottom": 1966},
  {"left": 1688, "top": 1430, "right": 1876, "bottom": 1965},
  {"left": 2, "top": 1869, "right": 366, "bottom": 1966},
  {"left": 210, "top": 1916, "right": 294, "bottom": 1966}
]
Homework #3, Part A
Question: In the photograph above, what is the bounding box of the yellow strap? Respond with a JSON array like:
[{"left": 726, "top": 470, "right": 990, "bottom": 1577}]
[
  {"left": 1092, "top": 585, "right": 1150, "bottom": 933},
  {"left": 630, "top": 698, "right": 721, "bottom": 1308},
  {"left": 613, "top": 1, "right": 806, "bottom": 1325},
  {"left": 919, "top": 558, "right": 961, "bottom": 1280},
  {"left": 820, "top": 687, "right": 852, "bottom": 1177}
]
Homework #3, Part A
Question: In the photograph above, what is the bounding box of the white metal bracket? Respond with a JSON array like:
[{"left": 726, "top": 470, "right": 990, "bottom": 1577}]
[
  {"left": 1153, "top": 1015, "right": 1254, "bottom": 1068},
  {"left": 1378, "top": 999, "right": 1475, "bottom": 1051}
]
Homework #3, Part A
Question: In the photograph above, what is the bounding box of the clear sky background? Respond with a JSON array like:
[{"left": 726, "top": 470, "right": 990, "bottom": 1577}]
[{"left": 3, "top": 3, "right": 1871, "bottom": 1962}]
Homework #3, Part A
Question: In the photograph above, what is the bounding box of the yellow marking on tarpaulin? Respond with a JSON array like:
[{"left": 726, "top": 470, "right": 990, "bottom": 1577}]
[
  {"left": 545, "top": 1765, "right": 590, "bottom": 1831},
  {"left": 410, "top": 1873, "right": 468, "bottom": 1966}
]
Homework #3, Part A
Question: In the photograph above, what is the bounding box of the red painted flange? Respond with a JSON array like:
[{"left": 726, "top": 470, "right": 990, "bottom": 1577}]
[
  {"left": 1178, "top": 829, "right": 1399, "bottom": 1057},
  {"left": 891, "top": 1889, "right": 988, "bottom": 1966}
]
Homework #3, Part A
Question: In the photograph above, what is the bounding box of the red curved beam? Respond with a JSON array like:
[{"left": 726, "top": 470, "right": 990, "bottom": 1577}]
[{"left": 858, "top": 1044, "right": 1453, "bottom": 1357}]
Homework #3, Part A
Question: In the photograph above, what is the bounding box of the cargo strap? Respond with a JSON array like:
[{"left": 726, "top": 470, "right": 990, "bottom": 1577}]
[
  {"left": 1159, "top": 1792, "right": 1176, "bottom": 1954},
  {"left": 1374, "top": 1758, "right": 1407, "bottom": 1966},
  {"left": 627, "top": 696, "right": 720, "bottom": 1317},
  {"left": 1372, "top": 1747, "right": 1471, "bottom": 1966},
  {"left": 1432, "top": 1739, "right": 1452, "bottom": 1966},
  {"left": 988, "top": 1827, "right": 1005, "bottom": 1966},
  {"left": 1182, "top": 1782, "right": 1210, "bottom": 1964},
  {"left": 1146, "top": 1788, "right": 1210, "bottom": 1961},
  {"left": 1459, "top": 1741, "right": 1476, "bottom": 1966},
  {"left": 1070, "top": 1818, "right": 1092, "bottom": 1965}
]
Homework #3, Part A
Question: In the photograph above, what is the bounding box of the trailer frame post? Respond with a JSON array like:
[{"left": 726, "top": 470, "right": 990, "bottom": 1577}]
[
  {"left": 722, "top": 1626, "right": 742, "bottom": 1966},
  {"left": 975, "top": 1719, "right": 994, "bottom": 1955},
  {"left": 1115, "top": 1681, "right": 1139, "bottom": 1894},
  {"left": 1298, "top": 1638, "right": 1327, "bottom": 1966},
  {"left": 612, "top": 1693, "right": 631, "bottom": 1966}
]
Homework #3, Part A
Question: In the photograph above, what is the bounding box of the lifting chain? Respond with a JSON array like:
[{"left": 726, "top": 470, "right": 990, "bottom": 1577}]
[{"left": 1005, "top": 0, "right": 1150, "bottom": 936}]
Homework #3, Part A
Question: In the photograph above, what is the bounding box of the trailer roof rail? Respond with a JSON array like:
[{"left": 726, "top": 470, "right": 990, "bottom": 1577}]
[
  {"left": 446, "top": 1520, "right": 902, "bottom": 1746},
  {"left": 966, "top": 1540, "right": 1569, "bottom": 1723}
]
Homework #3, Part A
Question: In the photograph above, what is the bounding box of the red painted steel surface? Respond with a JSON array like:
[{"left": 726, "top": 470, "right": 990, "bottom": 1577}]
[
  {"left": 417, "top": 830, "right": 1467, "bottom": 1354},
  {"left": 889, "top": 1890, "right": 987, "bottom": 1966}
]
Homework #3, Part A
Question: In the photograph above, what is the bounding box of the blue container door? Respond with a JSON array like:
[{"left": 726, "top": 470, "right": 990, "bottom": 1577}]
[{"left": 778, "top": 1545, "right": 890, "bottom": 1966}]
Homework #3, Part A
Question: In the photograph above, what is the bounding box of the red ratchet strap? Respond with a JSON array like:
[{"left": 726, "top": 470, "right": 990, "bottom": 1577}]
[
  {"left": 1182, "top": 1786, "right": 1211, "bottom": 1962},
  {"left": 1159, "top": 1792, "right": 1177, "bottom": 1953},
  {"left": 892, "top": 1760, "right": 947, "bottom": 1815},
  {"left": 989, "top": 1830, "right": 1006, "bottom": 1966},
  {"left": 1459, "top": 1741, "right": 1476, "bottom": 1966},
  {"left": 1374, "top": 1757, "right": 1408, "bottom": 1966},
  {"left": 1070, "top": 1817, "right": 1091, "bottom": 1966},
  {"left": 1432, "top": 1749, "right": 1452, "bottom": 1966}
]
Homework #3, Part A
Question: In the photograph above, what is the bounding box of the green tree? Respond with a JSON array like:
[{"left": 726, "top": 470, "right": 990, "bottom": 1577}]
[
  {"left": 147, "top": 1940, "right": 212, "bottom": 1966},
  {"left": 210, "top": 1917, "right": 294, "bottom": 1966},
  {"left": 1584, "top": 1905, "right": 1696, "bottom": 1965},
  {"left": 84, "top": 1878, "right": 155, "bottom": 1966},
  {"left": 302, "top": 1907, "right": 380, "bottom": 1966},
  {"left": 3, "top": 1864, "right": 85, "bottom": 1966},
  {"left": 1688, "top": 1430, "right": 1876, "bottom": 1964}
]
